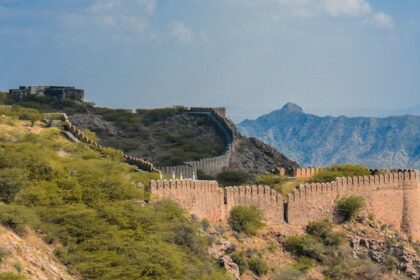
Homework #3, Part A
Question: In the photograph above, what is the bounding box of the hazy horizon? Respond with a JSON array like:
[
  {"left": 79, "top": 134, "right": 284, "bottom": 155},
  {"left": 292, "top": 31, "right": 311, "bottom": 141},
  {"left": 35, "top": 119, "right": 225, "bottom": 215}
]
[{"left": 1, "top": 0, "right": 419, "bottom": 121}]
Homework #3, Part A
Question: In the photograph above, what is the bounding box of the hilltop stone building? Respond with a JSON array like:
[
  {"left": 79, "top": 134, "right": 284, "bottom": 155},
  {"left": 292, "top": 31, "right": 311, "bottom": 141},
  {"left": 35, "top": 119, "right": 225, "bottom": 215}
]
[{"left": 9, "top": 86, "right": 84, "bottom": 102}]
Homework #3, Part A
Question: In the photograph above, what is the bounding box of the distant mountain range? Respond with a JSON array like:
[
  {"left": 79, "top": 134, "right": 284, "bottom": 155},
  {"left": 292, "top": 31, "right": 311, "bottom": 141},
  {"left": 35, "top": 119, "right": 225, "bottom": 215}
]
[{"left": 238, "top": 103, "right": 420, "bottom": 169}]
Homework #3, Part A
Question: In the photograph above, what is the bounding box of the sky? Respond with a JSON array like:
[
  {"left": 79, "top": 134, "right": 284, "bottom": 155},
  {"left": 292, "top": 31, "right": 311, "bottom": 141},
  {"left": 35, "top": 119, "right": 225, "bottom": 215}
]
[{"left": 0, "top": 0, "right": 419, "bottom": 121}]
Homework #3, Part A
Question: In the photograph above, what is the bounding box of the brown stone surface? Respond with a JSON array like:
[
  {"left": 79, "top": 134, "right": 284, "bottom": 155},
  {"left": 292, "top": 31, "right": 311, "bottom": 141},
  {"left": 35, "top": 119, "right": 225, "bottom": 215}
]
[{"left": 150, "top": 170, "right": 420, "bottom": 240}]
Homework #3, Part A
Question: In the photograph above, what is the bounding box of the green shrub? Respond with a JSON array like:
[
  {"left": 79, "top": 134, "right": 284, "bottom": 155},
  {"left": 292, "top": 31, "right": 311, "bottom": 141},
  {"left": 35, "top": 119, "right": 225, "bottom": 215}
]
[
  {"left": 273, "top": 267, "right": 305, "bottom": 280},
  {"left": 293, "top": 257, "right": 316, "bottom": 271},
  {"left": 0, "top": 246, "right": 10, "bottom": 262},
  {"left": 256, "top": 174, "right": 297, "bottom": 195},
  {"left": 309, "top": 164, "right": 370, "bottom": 183},
  {"left": 0, "top": 205, "right": 39, "bottom": 236},
  {"left": 249, "top": 257, "right": 269, "bottom": 276},
  {"left": 256, "top": 174, "right": 290, "bottom": 187},
  {"left": 230, "top": 251, "right": 248, "bottom": 275},
  {"left": 200, "top": 218, "right": 210, "bottom": 231},
  {"left": 0, "top": 168, "right": 29, "bottom": 203},
  {"left": 306, "top": 219, "right": 333, "bottom": 237},
  {"left": 217, "top": 170, "right": 251, "bottom": 186},
  {"left": 283, "top": 235, "right": 325, "bottom": 261},
  {"left": 325, "top": 257, "right": 385, "bottom": 280},
  {"left": 306, "top": 219, "right": 346, "bottom": 246},
  {"left": 0, "top": 272, "right": 25, "bottom": 280},
  {"left": 229, "top": 205, "right": 265, "bottom": 235},
  {"left": 335, "top": 195, "right": 365, "bottom": 222},
  {"left": 197, "top": 170, "right": 215, "bottom": 180}
]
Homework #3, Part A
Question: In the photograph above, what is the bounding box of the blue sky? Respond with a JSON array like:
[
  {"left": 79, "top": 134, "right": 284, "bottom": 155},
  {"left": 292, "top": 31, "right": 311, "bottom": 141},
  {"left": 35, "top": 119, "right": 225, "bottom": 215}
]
[{"left": 0, "top": 0, "right": 419, "bottom": 121}]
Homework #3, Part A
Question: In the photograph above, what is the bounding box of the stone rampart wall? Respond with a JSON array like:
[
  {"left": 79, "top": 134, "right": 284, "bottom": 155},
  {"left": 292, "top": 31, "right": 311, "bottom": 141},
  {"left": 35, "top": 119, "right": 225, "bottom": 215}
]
[
  {"left": 286, "top": 171, "right": 419, "bottom": 237},
  {"left": 294, "top": 167, "right": 322, "bottom": 178},
  {"left": 62, "top": 114, "right": 159, "bottom": 173},
  {"left": 150, "top": 170, "right": 420, "bottom": 239},
  {"left": 150, "top": 180, "right": 225, "bottom": 223},
  {"left": 158, "top": 107, "right": 238, "bottom": 178},
  {"left": 225, "top": 185, "right": 284, "bottom": 225}
]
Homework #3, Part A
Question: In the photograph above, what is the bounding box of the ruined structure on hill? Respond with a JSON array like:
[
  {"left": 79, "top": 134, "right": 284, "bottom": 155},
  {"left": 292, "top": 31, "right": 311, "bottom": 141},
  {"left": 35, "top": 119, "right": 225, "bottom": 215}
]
[{"left": 9, "top": 86, "right": 84, "bottom": 102}]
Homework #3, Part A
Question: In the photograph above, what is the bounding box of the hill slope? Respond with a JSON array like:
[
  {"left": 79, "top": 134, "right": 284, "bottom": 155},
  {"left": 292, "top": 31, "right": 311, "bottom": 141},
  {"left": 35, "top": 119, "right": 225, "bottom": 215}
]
[
  {"left": 0, "top": 92, "right": 298, "bottom": 176},
  {"left": 0, "top": 110, "right": 228, "bottom": 280},
  {"left": 238, "top": 103, "right": 420, "bottom": 169}
]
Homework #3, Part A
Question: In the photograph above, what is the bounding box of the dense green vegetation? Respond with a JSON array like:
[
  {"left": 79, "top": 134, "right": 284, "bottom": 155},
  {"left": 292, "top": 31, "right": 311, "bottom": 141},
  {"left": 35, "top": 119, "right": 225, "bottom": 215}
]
[
  {"left": 256, "top": 174, "right": 300, "bottom": 196},
  {"left": 229, "top": 205, "right": 265, "bottom": 235},
  {"left": 216, "top": 170, "right": 251, "bottom": 186},
  {"left": 0, "top": 108, "right": 227, "bottom": 279},
  {"left": 309, "top": 164, "right": 371, "bottom": 183},
  {"left": 0, "top": 93, "right": 226, "bottom": 166},
  {"left": 229, "top": 250, "right": 268, "bottom": 277},
  {"left": 283, "top": 219, "right": 387, "bottom": 279},
  {"left": 0, "top": 272, "right": 25, "bottom": 280},
  {"left": 335, "top": 195, "right": 365, "bottom": 222}
]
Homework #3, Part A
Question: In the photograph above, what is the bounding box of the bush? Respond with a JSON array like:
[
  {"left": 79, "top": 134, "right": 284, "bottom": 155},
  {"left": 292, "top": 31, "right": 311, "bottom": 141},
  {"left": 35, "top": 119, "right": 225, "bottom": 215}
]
[
  {"left": 197, "top": 170, "right": 215, "bottom": 181},
  {"left": 229, "top": 205, "right": 265, "bottom": 235},
  {"left": 0, "top": 246, "right": 10, "bottom": 262},
  {"left": 230, "top": 252, "right": 248, "bottom": 275},
  {"left": 306, "top": 219, "right": 346, "bottom": 246},
  {"left": 309, "top": 164, "right": 370, "bottom": 183},
  {"left": 200, "top": 218, "right": 210, "bottom": 231},
  {"left": 325, "top": 257, "right": 385, "bottom": 279},
  {"left": 273, "top": 267, "right": 305, "bottom": 280},
  {"left": 283, "top": 235, "right": 325, "bottom": 261},
  {"left": 248, "top": 257, "right": 268, "bottom": 276},
  {"left": 256, "top": 174, "right": 297, "bottom": 196},
  {"left": 293, "top": 257, "right": 316, "bottom": 271},
  {"left": 335, "top": 195, "right": 365, "bottom": 222},
  {"left": 0, "top": 205, "right": 39, "bottom": 236},
  {"left": 0, "top": 168, "right": 29, "bottom": 203},
  {"left": 0, "top": 272, "right": 25, "bottom": 280},
  {"left": 217, "top": 170, "right": 251, "bottom": 186}
]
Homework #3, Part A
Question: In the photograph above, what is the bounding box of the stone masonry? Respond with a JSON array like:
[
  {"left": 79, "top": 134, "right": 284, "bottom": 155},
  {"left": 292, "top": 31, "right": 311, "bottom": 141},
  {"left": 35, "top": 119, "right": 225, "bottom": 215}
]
[{"left": 150, "top": 170, "right": 420, "bottom": 240}]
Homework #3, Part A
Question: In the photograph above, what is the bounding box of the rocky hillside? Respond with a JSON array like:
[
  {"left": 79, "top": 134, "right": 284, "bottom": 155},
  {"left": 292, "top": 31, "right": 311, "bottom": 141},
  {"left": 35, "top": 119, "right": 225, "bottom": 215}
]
[
  {"left": 205, "top": 213, "right": 420, "bottom": 280},
  {"left": 0, "top": 92, "right": 298, "bottom": 175},
  {"left": 230, "top": 137, "right": 298, "bottom": 176},
  {"left": 68, "top": 110, "right": 226, "bottom": 166},
  {"left": 69, "top": 110, "right": 298, "bottom": 176},
  {"left": 238, "top": 103, "right": 420, "bottom": 169},
  {"left": 0, "top": 226, "right": 75, "bottom": 279}
]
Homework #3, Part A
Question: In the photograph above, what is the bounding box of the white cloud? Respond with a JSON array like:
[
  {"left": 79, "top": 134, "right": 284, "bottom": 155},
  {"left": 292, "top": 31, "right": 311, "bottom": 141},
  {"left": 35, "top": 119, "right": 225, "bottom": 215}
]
[
  {"left": 89, "top": 0, "right": 119, "bottom": 13},
  {"left": 169, "top": 21, "right": 193, "bottom": 44},
  {"left": 270, "top": 0, "right": 395, "bottom": 29},
  {"left": 136, "top": 0, "right": 156, "bottom": 15},
  {"left": 88, "top": 0, "right": 156, "bottom": 15},
  {"left": 323, "top": 0, "right": 371, "bottom": 17},
  {"left": 372, "top": 12, "right": 395, "bottom": 29}
]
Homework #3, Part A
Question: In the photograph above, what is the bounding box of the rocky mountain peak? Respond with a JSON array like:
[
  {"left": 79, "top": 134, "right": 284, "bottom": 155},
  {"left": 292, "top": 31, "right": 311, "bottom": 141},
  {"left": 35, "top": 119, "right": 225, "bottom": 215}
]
[{"left": 280, "top": 102, "right": 304, "bottom": 114}]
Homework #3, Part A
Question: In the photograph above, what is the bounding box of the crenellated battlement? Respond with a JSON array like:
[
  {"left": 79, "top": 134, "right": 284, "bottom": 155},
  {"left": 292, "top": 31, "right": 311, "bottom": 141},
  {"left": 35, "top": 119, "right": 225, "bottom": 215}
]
[
  {"left": 150, "top": 170, "right": 420, "bottom": 240},
  {"left": 294, "top": 167, "right": 322, "bottom": 178}
]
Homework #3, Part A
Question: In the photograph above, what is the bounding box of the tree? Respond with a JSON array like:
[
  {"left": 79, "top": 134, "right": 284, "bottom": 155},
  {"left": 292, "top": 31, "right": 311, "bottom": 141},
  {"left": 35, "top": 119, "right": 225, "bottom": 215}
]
[
  {"left": 335, "top": 195, "right": 365, "bottom": 222},
  {"left": 229, "top": 205, "right": 265, "bottom": 235}
]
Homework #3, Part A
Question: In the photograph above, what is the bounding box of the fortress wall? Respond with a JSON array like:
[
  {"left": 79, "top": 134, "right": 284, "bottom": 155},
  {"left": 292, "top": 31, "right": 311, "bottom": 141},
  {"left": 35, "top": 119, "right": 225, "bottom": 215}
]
[
  {"left": 62, "top": 114, "right": 159, "bottom": 173},
  {"left": 226, "top": 185, "right": 284, "bottom": 225},
  {"left": 159, "top": 107, "right": 236, "bottom": 178},
  {"left": 286, "top": 171, "right": 419, "bottom": 235},
  {"left": 150, "top": 179, "right": 225, "bottom": 223},
  {"left": 294, "top": 167, "right": 322, "bottom": 178},
  {"left": 150, "top": 171, "right": 419, "bottom": 239},
  {"left": 403, "top": 170, "right": 420, "bottom": 240}
]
